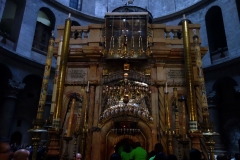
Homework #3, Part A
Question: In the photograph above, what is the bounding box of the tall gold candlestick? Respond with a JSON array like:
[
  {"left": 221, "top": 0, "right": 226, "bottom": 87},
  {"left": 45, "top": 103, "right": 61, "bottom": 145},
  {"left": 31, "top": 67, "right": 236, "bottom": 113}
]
[
  {"left": 53, "top": 15, "right": 72, "bottom": 129},
  {"left": 182, "top": 14, "right": 198, "bottom": 131},
  {"left": 29, "top": 33, "right": 55, "bottom": 160},
  {"left": 194, "top": 32, "right": 217, "bottom": 160},
  {"left": 50, "top": 36, "right": 63, "bottom": 114},
  {"left": 193, "top": 31, "right": 210, "bottom": 119},
  {"left": 67, "top": 94, "right": 77, "bottom": 137},
  {"left": 36, "top": 33, "right": 55, "bottom": 120},
  {"left": 80, "top": 82, "right": 89, "bottom": 156}
]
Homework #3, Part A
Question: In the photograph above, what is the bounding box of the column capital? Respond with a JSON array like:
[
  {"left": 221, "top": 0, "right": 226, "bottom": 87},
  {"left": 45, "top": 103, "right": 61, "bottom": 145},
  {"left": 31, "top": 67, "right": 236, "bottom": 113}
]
[
  {"left": 8, "top": 79, "right": 25, "bottom": 90},
  {"left": 5, "top": 79, "right": 25, "bottom": 98}
]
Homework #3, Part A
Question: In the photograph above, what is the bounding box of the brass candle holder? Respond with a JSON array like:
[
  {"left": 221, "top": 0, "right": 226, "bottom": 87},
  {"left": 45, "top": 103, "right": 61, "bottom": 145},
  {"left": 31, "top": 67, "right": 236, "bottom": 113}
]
[
  {"left": 62, "top": 136, "right": 73, "bottom": 160},
  {"left": 46, "top": 128, "right": 62, "bottom": 159},
  {"left": 73, "top": 130, "right": 81, "bottom": 159},
  {"left": 178, "top": 139, "right": 190, "bottom": 160},
  {"left": 201, "top": 115, "right": 219, "bottom": 160},
  {"left": 165, "top": 129, "right": 175, "bottom": 155},
  {"left": 173, "top": 133, "right": 182, "bottom": 160},
  {"left": 29, "top": 128, "right": 48, "bottom": 160}
]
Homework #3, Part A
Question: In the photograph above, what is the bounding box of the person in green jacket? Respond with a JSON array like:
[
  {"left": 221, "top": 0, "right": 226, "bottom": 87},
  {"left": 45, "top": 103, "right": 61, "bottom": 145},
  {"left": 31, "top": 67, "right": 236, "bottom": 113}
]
[
  {"left": 121, "top": 144, "right": 132, "bottom": 160},
  {"left": 129, "top": 142, "right": 147, "bottom": 160}
]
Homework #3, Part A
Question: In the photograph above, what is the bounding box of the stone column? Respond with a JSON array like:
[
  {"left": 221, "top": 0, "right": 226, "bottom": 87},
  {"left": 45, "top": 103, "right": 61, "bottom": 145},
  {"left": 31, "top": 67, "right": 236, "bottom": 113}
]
[
  {"left": 91, "top": 85, "right": 101, "bottom": 160},
  {"left": 158, "top": 86, "right": 167, "bottom": 152},
  {"left": 0, "top": 79, "right": 25, "bottom": 138}
]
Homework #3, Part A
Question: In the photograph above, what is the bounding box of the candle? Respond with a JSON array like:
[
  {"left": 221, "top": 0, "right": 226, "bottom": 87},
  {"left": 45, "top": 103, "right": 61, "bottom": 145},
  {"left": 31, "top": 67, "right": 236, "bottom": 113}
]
[
  {"left": 173, "top": 87, "right": 178, "bottom": 100},
  {"left": 50, "top": 36, "right": 63, "bottom": 114},
  {"left": 86, "top": 81, "right": 89, "bottom": 92},
  {"left": 165, "top": 91, "right": 171, "bottom": 129},
  {"left": 173, "top": 88, "right": 179, "bottom": 135},
  {"left": 183, "top": 14, "right": 186, "bottom": 19},
  {"left": 66, "top": 96, "right": 76, "bottom": 137},
  {"left": 165, "top": 82, "right": 168, "bottom": 93},
  {"left": 181, "top": 96, "right": 186, "bottom": 140},
  {"left": 68, "top": 13, "right": 71, "bottom": 19}
]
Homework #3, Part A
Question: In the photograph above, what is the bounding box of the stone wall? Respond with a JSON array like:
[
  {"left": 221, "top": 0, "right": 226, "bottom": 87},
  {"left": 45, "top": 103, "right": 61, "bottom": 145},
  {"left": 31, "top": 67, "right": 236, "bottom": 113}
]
[{"left": 56, "top": 0, "right": 201, "bottom": 18}]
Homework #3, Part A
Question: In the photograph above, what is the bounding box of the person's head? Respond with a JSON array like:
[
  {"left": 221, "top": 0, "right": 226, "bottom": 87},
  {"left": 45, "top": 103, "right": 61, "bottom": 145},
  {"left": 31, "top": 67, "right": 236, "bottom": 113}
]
[
  {"left": 167, "top": 154, "right": 178, "bottom": 160},
  {"left": 154, "top": 143, "right": 163, "bottom": 154},
  {"left": 189, "top": 148, "right": 201, "bottom": 160},
  {"left": 0, "top": 137, "right": 13, "bottom": 160},
  {"left": 76, "top": 153, "right": 82, "bottom": 160},
  {"left": 135, "top": 142, "right": 141, "bottom": 147},
  {"left": 110, "top": 153, "right": 121, "bottom": 160},
  {"left": 13, "top": 149, "right": 30, "bottom": 160},
  {"left": 235, "top": 153, "right": 240, "bottom": 160},
  {"left": 123, "top": 145, "right": 131, "bottom": 153}
]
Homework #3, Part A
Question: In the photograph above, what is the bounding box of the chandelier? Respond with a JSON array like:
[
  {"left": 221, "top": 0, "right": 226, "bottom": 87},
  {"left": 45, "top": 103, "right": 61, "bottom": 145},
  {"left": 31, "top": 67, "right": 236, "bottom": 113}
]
[{"left": 99, "top": 63, "right": 153, "bottom": 123}]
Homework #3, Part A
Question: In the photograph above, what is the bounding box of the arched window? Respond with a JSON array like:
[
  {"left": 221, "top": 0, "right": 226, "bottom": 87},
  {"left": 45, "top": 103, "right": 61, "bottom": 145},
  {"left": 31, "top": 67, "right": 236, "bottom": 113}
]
[
  {"left": 205, "top": 6, "right": 228, "bottom": 63},
  {"left": 0, "top": 0, "right": 26, "bottom": 43},
  {"left": 69, "top": 0, "right": 79, "bottom": 10},
  {"left": 72, "top": 21, "right": 81, "bottom": 26},
  {"left": 236, "top": 0, "right": 240, "bottom": 21},
  {"left": 32, "top": 8, "right": 55, "bottom": 54}
]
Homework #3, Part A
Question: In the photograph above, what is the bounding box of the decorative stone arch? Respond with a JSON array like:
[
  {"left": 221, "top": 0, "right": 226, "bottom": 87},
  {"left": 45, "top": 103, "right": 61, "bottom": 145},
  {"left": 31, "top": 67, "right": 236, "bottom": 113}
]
[
  {"left": 61, "top": 90, "right": 85, "bottom": 131},
  {"left": 38, "top": 7, "right": 56, "bottom": 30},
  {"left": 100, "top": 116, "right": 153, "bottom": 160},
  {"left": 72, "top": 20, "right": 81, "bottom": 26},
  {"left": 10, "top": 131, "right": 22, "bottom": 145}
]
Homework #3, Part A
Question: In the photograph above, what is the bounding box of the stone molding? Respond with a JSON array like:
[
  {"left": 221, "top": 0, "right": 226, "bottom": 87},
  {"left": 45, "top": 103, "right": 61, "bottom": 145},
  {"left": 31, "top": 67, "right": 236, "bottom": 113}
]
[{"left": 5, "top": 79, "right": 25, "bottom": 98}]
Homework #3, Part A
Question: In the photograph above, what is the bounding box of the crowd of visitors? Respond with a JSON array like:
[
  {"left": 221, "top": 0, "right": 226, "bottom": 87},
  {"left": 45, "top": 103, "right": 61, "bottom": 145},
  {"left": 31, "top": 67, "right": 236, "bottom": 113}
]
[
  {"left": 1, "top": 137, "right": 240, "bottom": 160},
  {"left": 110, "top": 141, "right": 240, "bottom": 160},
  {"left": 0, "top": 137, "right": 46, "bottom": 160}
]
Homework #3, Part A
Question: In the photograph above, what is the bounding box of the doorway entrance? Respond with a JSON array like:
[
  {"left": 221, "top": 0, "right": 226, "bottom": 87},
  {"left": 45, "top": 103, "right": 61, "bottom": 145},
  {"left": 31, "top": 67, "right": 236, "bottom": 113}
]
[{"left": 115, "top": 138, "right": 135, "bottom": 154}]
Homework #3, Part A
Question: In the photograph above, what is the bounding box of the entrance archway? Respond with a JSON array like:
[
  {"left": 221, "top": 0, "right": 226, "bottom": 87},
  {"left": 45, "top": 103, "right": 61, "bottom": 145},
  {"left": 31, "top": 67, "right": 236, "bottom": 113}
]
[
  {"left": 106, "top": 132, "right": 143, "bottom": 160},
  {"left": 10, "top": 131, "right": 22, "bottom": 145},
  {"left": 100, "top": 117, "right": 153, "bottom": 160}
]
